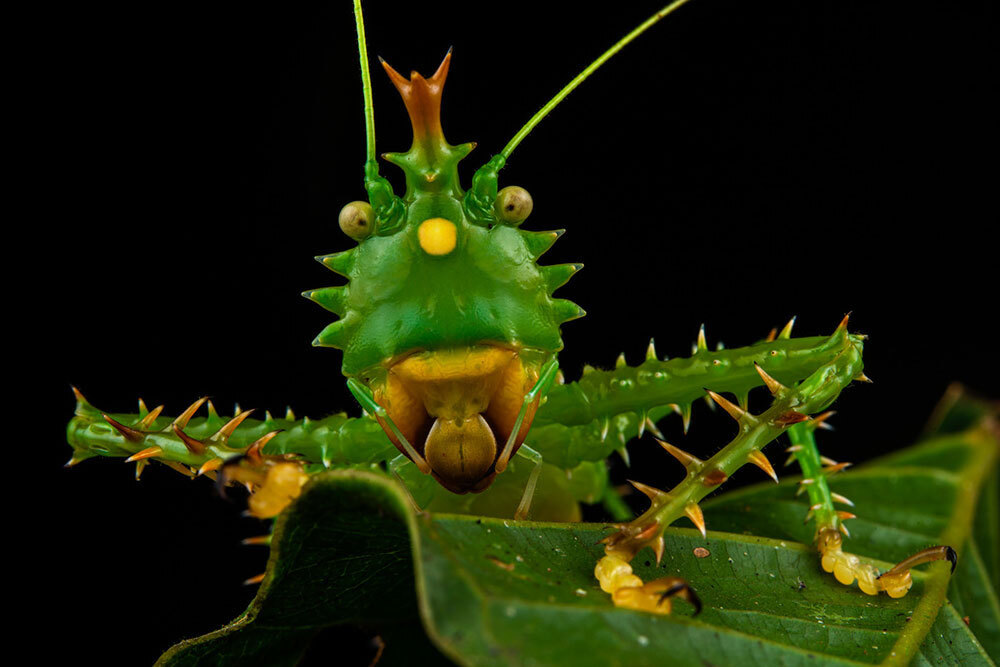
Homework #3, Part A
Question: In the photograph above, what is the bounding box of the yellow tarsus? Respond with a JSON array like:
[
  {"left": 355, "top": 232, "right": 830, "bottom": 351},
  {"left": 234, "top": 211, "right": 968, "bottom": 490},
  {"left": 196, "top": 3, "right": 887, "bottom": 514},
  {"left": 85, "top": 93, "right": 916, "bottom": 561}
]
[
  {"left": 247, "top": 462, "right": 309, "bottom": 519},
  {"left": 594, "top": 546, "right": 699, "bottom": 615},
  {"left": 817, "top": 528, "right": 912, "bottom": 597},
  {"left": 595, "top": 552, "right": 673, "bottom": 614}
]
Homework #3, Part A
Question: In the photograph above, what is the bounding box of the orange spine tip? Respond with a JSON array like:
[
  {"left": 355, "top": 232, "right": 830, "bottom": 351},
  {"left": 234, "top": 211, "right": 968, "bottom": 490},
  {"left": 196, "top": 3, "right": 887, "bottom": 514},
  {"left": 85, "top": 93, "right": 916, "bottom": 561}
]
[
  {"left": 172, "top": 397, "right": 209, "bottom": 430},
  {"left": 651, "top": 536, "right": 666, "bottom": 565},
  {"left": 103, "top": 414, "right": 145, "bottom": 442},
  {"left": 243, "top": 573, "right": 266, "bottom": 586},
  {"left": 747, "top": 450, "right": 778, "bottom": 483},
  {"left": 213, "top": 409, "right": 256, "bottom": 442},
  {"left": 628, "top": 479, "right": 666, "bottom": 503},
  {"left": 754, "top": 363, "right": 785, "bottom": 396},
  {"left": 684, "top": 502, "right": 707, "bottom": 538},
  {"left": 138, "top": 404, "right": 165, "bottom": 429},
  {"left": 705, "top": 390, "right": 746, "bottom": 422},
  {"left": 824, "top": 461, "right": 852, "bottom": 475},
  {"left": 655, "top": 438, "right": 703, "bottom": 470},
  {"left": 126, "top": 445, "right": 163, "bottom": 462},
  {"left": 197, "top": 457, "right": 224, "bottom": 476},
  {"left": 830, "top": 492, "right": 854, "bottom": 507},
  {"left": 173, "top": 424, "right": 207, "bottom": 455},
  {"left": 810, "top": 410, "right": 837, "bottom": 429},
  {"left": 71, "top": 385, "right": 89, "bottom": 404},
  {"left": 246, "top": 430, "right": 283, "bottom": 465}
]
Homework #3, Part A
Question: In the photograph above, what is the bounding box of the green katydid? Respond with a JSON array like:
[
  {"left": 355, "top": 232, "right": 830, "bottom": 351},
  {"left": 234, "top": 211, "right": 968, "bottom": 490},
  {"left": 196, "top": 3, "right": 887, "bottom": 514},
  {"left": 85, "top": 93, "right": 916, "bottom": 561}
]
[{"left": 64, "top": 0, "right": 961, "bottom": 620}]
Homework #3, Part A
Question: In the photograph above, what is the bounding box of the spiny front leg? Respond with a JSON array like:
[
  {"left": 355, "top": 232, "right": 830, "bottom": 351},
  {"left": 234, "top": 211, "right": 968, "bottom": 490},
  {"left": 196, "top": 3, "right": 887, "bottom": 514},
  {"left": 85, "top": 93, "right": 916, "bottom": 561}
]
[
  {"left": 786, "top": 422, "right": 958, "bottom": 597},
  {"left": 535, "top": 316, "right": 864, "bottom": 431},
  {"left": 594, "top": 333, "right": 865, "bottom": 613},
  {"left": 65, "top": 388, "right": 396, "bottom": 518}
]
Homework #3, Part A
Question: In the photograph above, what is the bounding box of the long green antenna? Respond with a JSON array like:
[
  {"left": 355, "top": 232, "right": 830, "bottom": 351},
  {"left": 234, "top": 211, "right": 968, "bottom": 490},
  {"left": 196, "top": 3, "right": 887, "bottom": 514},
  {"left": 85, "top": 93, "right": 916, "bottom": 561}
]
[
  {"left": 499, "top": 0, "right": 693, "bottom": 160},
  {"left": 353, "top": 0, "right": 376, "bottom": 163}
]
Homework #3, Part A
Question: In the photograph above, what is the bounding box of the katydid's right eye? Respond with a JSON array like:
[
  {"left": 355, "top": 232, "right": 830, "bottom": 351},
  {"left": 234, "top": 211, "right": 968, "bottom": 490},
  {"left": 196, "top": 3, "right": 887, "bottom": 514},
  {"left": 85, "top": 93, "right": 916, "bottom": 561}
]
[
  {"left": 494, "top": 186, "right": 533, "bottom": 225},
  {"left": 339, "top": 201, "right": 374, "bottom": 241}
]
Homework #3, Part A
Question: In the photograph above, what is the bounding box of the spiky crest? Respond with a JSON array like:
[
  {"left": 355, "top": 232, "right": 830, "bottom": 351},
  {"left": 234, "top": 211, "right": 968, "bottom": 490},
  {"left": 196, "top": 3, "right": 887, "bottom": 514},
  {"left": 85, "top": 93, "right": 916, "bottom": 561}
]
[{"left": 379, "top": 51, "right": 474, "bottom": 196}]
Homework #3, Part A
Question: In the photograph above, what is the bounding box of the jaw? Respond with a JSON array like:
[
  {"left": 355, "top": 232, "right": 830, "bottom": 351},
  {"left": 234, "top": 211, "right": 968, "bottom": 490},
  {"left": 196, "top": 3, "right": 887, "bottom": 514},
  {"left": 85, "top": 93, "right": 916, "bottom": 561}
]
[{"left": 370, "top": 344, "right": 544, "bottom": 493}]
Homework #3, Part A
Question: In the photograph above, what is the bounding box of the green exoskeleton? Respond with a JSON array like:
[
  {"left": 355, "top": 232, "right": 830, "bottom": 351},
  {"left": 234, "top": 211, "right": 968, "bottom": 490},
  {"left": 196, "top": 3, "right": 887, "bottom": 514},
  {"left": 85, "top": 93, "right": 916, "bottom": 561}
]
[{"left": 65, "top": 0, "right": 958, "bottom": 615}]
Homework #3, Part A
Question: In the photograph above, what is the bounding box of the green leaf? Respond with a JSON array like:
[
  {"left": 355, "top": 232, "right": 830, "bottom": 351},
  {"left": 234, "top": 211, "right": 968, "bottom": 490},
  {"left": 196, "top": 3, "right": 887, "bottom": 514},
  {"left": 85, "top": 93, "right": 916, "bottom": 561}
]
[
  {"left": 159, "top": 466, "right": 988, "bottom": 661},
  {"left": 703, "top": 426, "right": 998, "bottom": 664},
  {"left": 158, "top": 392, "right": 997, "bottom": 666}
]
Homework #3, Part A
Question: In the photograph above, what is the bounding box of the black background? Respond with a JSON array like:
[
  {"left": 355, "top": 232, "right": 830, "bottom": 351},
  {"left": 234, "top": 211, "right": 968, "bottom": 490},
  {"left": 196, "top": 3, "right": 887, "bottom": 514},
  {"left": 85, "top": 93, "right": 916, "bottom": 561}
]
[{"left": 27, "top": 0, "right": 993, "bottom": 664}]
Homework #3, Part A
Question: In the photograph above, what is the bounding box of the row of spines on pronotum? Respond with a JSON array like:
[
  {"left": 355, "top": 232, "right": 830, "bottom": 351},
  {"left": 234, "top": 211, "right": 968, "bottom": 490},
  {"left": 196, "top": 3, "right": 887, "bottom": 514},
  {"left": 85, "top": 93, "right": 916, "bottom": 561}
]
[
  {"left": 305, "top": 227, "right": 583, "bottom": 352},
  {"left": 536, "top": 316, "right": 866, "bottom": 429}
]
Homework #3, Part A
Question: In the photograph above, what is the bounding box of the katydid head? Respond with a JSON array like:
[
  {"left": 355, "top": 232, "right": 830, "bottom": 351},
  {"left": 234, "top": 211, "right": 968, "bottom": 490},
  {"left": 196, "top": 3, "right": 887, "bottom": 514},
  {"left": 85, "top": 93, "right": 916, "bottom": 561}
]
[{"left": 307, "top": 49, "right": 581, "bottom": 493}]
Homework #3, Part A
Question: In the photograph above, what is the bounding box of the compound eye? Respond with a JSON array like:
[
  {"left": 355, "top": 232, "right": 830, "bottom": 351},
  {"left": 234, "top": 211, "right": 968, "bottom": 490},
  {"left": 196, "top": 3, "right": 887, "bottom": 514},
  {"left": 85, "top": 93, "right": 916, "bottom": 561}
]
[
  {"left": 339, "top": 201, "right": 374, "bottom": 241},
  {"left": 494, "top": 186, "right": 533, "bottom": 225}
]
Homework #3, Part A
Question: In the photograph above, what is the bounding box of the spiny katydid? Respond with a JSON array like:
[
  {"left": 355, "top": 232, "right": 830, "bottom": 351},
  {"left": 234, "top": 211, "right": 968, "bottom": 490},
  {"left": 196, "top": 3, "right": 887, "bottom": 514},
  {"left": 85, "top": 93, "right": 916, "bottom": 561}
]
[{"left": 62, "top": 0, "right": 963, "bottom": 628}]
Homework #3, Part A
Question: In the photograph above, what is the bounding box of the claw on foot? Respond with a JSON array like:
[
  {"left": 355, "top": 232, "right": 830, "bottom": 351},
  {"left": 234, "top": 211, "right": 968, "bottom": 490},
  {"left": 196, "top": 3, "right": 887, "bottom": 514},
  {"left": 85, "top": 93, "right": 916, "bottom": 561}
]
[
  {"left": 595, "top": 553, "right": 700, "bottom": 615},
  {"left": 817, "top": 528, "right": 956, "bottom": 598}
]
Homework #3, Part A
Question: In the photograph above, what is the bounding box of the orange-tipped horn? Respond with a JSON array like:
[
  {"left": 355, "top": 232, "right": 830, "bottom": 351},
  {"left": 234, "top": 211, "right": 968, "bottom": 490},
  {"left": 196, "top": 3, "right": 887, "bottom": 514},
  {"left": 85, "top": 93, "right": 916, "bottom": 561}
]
[{"left": 380, "top": 49, "right": 451, "bottom": 147}]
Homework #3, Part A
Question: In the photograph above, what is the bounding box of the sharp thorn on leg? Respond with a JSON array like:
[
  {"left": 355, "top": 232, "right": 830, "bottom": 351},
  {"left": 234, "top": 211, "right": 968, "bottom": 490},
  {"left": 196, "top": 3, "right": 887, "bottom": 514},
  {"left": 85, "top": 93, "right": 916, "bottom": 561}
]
[
  {"left": 754, "top": 363, "right": 786, "bottom": 396},
  {"left": 628, "top": 479, "right": 667, "bottom": 503},
  {"left": 172, "top": 397, "right": 209, "bottom": 430},
  {"left": 126, "top": 445, "right": 163, "bottom": 462},
  {"left": 684, "top": 502, "right": 707, "bottom": 538},
  {"left": 830, "top": 492, "right": 854, "bottom": 507},
  {"left": 138, "top": 405, "right": 164, "bottom": 429},
  {"left": 747, "top": 450, "right": 778, "bottom": 483},
  {"left": 212, "top": 409, "right": 256, "bottom": 442},
  {"left": 705, "top": 389, "right": 746, "bottom": 422},
  {"left": 103, "top": 414, "right": 145, "bottom": 442},
  {"left": 173, "top": 424, "right": 207, "bottom": 455},
  {"left": 656, "top": 438, "right": 703, "bottom": 471}
]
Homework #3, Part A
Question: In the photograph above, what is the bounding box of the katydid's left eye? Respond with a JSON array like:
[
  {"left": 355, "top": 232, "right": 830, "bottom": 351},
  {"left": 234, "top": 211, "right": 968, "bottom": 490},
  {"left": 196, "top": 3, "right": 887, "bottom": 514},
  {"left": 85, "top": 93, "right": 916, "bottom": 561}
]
[
  {"left": 339, "top": 201, "right": 374, "bottom": 241},
  {"left": 495, "top": 186, "right": 533, "bottom": 225}
]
